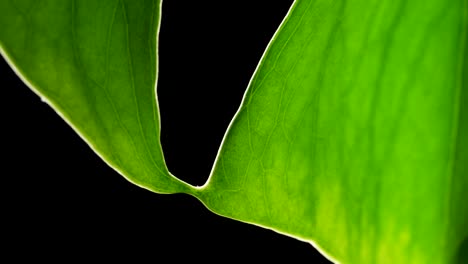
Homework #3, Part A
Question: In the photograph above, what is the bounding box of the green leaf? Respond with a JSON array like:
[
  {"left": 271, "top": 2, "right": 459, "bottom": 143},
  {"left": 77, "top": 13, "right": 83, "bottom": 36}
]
[
  {"left": 198, "top": 1, "right": 468, "bottom": 263},
  {"left": 0, "top": 0, "right": 191, "bottom": 193},
  {"left": 1, "top": 0, "right": 467, "bottom": 263}
]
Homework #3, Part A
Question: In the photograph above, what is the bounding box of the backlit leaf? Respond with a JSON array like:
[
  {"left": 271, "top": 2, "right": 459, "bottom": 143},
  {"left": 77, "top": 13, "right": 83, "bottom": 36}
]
[{"left": 1, "top": 0, "right": 466, "bottom": 263}]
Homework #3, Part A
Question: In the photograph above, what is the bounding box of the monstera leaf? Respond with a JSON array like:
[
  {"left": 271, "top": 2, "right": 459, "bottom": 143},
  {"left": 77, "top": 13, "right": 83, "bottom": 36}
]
[{"left": 1, "top": 0, "right": 467, "bottom": 263}]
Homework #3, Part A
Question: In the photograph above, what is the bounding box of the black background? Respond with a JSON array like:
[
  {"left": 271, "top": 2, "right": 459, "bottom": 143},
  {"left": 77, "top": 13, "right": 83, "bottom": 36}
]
[{"left": 2, "top": 1, "right": 332, "bottom": 262}]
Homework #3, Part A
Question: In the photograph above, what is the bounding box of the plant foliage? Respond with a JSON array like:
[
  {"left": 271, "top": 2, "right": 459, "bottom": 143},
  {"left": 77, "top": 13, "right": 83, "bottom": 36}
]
[{"left": 1, "top": 0, "right": 467, "bottom": 263}]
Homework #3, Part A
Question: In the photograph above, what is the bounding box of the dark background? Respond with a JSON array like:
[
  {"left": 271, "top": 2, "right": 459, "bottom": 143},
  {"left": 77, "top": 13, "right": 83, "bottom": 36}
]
[{"left": 2, "top": 1, "right": 332, "bottom": 262}]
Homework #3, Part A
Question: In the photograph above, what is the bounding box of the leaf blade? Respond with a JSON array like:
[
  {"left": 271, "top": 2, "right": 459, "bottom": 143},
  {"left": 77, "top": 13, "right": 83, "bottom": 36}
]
[
  {"left": 198, "top": 1, "right": 468, "bottom": 263},
  {"left": 0, "top": 0, "right": 191, "bottom": 193}
]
